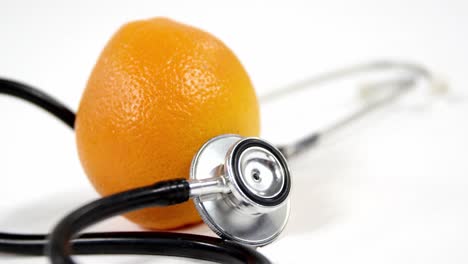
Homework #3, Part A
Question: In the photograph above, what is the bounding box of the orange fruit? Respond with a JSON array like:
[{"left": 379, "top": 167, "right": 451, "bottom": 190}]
[{"left": 75, "top": 18, "right": 260, "bottom": 229}]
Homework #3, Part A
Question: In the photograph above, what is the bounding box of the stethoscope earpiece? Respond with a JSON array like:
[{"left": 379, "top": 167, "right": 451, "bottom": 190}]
[{"left": 189, "top": 135, "right": 291, "bottom": 246}]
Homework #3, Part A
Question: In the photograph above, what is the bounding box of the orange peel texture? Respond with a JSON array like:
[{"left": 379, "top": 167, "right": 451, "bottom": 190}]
[{"left": 75, "top": 18, "right": 260, "bottom": 229}]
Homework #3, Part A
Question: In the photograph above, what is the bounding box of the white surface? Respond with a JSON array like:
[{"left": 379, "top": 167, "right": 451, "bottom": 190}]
[{"left": 1, "top": 0, "right": 467, "bottom": 263}]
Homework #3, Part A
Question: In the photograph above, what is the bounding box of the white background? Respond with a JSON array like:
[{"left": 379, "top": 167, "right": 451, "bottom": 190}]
[{"left": 1, "top": 0, "right": 467, "bottom": 263}]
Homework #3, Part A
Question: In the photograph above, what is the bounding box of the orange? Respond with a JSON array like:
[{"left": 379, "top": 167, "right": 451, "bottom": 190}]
[{"left": 75, "top": 18, "right": 260, "bottom": 229}]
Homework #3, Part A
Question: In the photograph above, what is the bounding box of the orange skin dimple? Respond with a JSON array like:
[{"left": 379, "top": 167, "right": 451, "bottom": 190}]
[{"left": 75, "top": 18, "right": 260, "bottom": 229}]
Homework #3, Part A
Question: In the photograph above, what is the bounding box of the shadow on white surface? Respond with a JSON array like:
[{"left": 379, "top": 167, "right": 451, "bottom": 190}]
[
  {"left": 0, "top": 190, "right": 97, "bottom": 233},
  {"left": 0, "top": 189, "right": 146, "bottom": 234}
]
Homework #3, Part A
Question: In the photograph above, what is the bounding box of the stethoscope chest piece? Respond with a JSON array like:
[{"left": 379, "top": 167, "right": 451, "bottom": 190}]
[{"left": 190, "top": 134, "right": 291, "bottom": 247}]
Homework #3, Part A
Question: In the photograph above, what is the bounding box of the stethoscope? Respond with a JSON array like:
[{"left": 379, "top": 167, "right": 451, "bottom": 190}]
[{"left": 0, "top": 61, "right": 440, "bottom": 264}]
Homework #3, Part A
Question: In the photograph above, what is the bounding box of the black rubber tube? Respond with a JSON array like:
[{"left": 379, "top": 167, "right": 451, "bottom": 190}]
[
  {"left": 47, "top": 179, "right": 192, "bottom": 264},
  {"left": 1, "top": 232, "right": 269, "bottom": 263},
  {"left": 46, "top": 179, "right": 270, "bottom": 264},
  {"left": 0, "top": 78, "right": 75, "bottom": 128}
]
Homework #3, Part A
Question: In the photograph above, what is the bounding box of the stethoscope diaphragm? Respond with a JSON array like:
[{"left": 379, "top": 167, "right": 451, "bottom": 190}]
[{"left": 190, "top": 134, "right": 291, "bottom": 246}]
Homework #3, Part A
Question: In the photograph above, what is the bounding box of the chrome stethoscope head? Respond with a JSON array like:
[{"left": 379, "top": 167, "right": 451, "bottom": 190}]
[{"left": 189, "top": 134, "right": 291, "bottom": 247}]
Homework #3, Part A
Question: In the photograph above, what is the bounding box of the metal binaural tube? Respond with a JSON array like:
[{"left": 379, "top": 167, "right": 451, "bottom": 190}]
[{"left": 265, "top": 61, "right": 438, "bottom": 159}]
